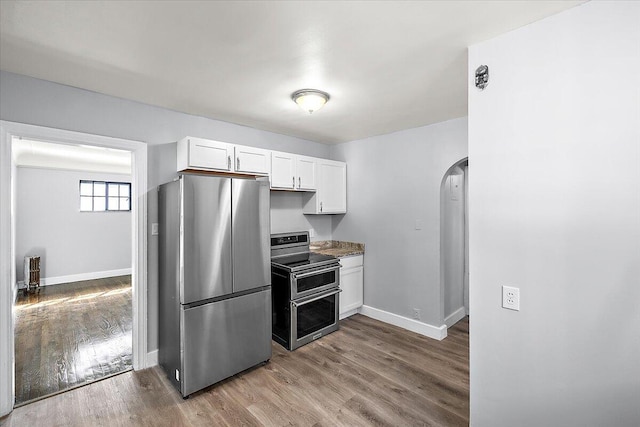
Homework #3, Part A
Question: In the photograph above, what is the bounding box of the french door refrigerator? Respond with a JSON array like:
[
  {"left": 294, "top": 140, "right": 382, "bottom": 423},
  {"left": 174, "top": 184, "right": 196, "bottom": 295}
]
[{"left": 158, "top": 174, "right": 271, "bottom": 398}]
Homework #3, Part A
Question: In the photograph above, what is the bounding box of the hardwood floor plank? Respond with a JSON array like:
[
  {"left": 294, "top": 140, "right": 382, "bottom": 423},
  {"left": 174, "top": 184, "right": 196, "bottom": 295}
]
[
  {"left": 14, "top": 275, "right": 133, "bottom": 405},
  {"left": 5, "top": 314, "right": 470, "bottom": 426}
]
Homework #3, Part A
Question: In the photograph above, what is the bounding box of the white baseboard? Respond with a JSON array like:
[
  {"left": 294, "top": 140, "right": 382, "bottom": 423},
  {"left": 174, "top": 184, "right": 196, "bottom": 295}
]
[
  {"left": 17, "top": 268, "right": 132, "bottom": 289},
  {"left": 445, "top": 306, "right": 467, "bottom": 328},
  {"left": 359, "top": 305, "right": 447, "bottom": 341},
  {"left": 339, "top": 307, "right": 360, "bottom": 320},
  {"left": 146, "top": 349, "right": 158, "bottom": 368}
]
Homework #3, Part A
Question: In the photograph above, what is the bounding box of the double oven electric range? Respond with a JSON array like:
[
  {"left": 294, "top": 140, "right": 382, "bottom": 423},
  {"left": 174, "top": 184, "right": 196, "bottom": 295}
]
[{"left": 271, "top": 231, "right": 341, "bottom": 350}]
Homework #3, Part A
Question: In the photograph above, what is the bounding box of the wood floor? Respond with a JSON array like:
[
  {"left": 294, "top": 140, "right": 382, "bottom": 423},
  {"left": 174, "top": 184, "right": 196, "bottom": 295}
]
[
  {"left": 4, "top": 315, "right": 469, "bottom": 426},
  {"left": 13, "top": 275, "right": 133, "bottom": 405}
]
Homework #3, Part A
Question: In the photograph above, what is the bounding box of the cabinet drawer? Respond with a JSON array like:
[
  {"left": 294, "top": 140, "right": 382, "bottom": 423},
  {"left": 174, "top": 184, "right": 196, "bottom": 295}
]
[{"left": 340, "top": 255, "right": 363, "bottom": 270}]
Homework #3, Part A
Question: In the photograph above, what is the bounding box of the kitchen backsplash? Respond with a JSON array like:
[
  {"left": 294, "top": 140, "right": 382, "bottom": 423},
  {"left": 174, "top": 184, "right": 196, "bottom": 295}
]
[{"left": 270, "top": 191, "right": 332, "bottom": 240}]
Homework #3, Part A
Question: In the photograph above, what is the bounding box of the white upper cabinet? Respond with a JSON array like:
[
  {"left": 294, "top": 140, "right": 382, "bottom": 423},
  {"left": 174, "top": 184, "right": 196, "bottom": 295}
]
[
  {"left": 176, "top": 138, "right": 343, "bottom": 211},
  {"left": 303, "top": 159, "right": 346, "bottom": 214},
  {"left": 177, "top": 137, "right": 269, "bottom": 176},
  {"left": 234, "top": 145, "right": 270, "bottom": 175},
  {"left": 270, "top": 151, "right": 296, "bottom": 189},
  {"left": 178, "top": 137, "right": 233, "bottom": 172},
  {"left": 270, "top": 151, "right": 317, "bottom": 191},
  {"left": 296, "top": 156, "right": 317, "bottom": 191}
]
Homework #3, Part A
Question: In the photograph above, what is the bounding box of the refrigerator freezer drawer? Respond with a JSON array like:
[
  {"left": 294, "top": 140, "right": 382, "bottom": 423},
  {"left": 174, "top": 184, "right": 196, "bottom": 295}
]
[{"left": 180, "top": 289, "right": 272, "bottom": 397}]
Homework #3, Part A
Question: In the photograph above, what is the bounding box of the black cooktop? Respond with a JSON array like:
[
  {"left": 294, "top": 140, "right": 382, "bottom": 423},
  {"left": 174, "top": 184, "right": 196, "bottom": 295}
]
[{"left": 272, "top": 252, "right": 338, "bottom": 271}]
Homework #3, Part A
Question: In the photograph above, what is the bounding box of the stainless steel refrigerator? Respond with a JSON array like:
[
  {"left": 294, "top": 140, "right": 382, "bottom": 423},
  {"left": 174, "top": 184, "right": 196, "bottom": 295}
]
[{"left": 158, "top": 174, "right": 271, "bottom": 398}]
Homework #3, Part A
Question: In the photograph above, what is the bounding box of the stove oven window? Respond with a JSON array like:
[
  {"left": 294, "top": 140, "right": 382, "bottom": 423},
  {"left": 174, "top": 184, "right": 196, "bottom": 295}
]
[
  {"left": 297, "top": 270, "right": 336, "bottom": 293},
  {"left": 296, "top": 294, "right": 337, "bottom": 339}
]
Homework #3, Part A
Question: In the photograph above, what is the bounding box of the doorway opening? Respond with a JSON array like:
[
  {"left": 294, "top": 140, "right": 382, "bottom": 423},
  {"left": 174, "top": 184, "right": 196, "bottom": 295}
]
[
  {"left": 12, "top": 138, "right": 134, "bottom": 405},
  {"left": 440, "top": 158, "right": 468, "bottom": 329},
  {"left": 0, "top": 121, "right": 147, "bottom": 415}
]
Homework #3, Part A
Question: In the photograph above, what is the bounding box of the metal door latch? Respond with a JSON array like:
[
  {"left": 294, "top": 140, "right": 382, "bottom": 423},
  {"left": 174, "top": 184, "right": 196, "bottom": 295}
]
[{"left": 475, "top": 65, "right": 489, "bottom": 90}]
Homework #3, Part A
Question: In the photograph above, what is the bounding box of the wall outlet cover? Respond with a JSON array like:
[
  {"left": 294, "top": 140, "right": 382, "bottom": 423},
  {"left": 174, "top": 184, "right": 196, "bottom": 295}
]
[{"left": 502, "top": 286, "right": 520, "bottom": 311}]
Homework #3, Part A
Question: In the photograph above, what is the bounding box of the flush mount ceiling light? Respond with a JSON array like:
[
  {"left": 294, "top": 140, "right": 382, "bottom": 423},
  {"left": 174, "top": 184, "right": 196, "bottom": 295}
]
[{"left": 292, "top": 89, "right": 330, "bottom": 114}]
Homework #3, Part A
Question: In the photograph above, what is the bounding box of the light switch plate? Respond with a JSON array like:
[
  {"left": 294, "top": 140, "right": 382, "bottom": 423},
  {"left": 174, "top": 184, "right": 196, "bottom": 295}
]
[{"left": 151, "top": 223, "right": 159, "bottom": 236}]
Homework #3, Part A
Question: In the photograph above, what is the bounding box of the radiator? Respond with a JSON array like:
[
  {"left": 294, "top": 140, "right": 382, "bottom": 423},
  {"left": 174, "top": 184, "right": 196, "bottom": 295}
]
[{"left": 24, "top": 256, "right": 41, "bottom": 292}]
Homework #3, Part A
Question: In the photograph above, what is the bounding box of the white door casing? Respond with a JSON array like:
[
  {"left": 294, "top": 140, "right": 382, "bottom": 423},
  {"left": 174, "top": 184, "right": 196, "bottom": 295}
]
[{"left": 0, "top": 121, "right": 148, "bottom": 416}]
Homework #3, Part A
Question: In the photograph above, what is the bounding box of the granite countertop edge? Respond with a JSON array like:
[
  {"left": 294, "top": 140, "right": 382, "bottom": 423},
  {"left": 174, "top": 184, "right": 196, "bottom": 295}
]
[{"left": 309, "top": 240, "right": 365, "bottom": 258}]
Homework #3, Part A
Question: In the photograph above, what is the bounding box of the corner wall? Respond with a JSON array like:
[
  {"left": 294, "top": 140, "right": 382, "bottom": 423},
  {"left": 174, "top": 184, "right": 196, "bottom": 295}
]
[
  {"left": 468, "top": 1, "right": 640, "bottom": 425},
  {"left": 330, "top": 117, "right": 468, "bottom": 329},
  {"left": 15, "top": 167, "right": 132, "bottom": 283}
]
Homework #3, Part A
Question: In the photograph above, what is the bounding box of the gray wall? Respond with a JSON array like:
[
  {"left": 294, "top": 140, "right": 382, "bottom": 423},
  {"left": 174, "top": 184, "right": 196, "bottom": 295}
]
[
  {"left": 330, "top": 117, "right": 468, "bottom": 327},
  {"left": 468, "top": 1, "right": 640, "bottom": 425},
  {"left": 0, "top": 70, "right": 332, "bottom": 352},
  {"left": 15, "top": 167, "right": 131, "bottom": 282},
  {"left": 270, "top": 191, "right": 332, "bottom": 240}
]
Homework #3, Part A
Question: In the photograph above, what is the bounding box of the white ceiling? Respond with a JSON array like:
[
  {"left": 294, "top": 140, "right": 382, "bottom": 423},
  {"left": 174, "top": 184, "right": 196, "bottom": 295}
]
[
  {"left": 13, "top": 138, "right": 132, "bottom": 175},
  {"left": 0, "top": 1, "right": 584, "bottom": 144}
]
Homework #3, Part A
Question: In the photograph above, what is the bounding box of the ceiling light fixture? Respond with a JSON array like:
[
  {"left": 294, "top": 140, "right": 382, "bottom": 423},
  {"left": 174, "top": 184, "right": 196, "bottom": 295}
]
[{"left": 292, "top": 89, "right": 330, "bottom": 114}]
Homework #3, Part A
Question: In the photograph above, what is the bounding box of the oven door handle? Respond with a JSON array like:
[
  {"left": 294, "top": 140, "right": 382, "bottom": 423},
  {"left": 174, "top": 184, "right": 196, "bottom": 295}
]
[
  {"left": 293, "top": 265, "right": 340, "bottom": 280},
  {"left": 292, "top": 288, "right": 341, "bottom": 308}
]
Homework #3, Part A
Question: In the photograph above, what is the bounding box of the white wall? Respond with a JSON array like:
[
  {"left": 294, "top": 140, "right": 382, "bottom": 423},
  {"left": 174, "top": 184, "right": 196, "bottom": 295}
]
[
  {"left": 0, "top": 70, "right": 332, "bottom": 352},
  {"left": 469, "top": 1, "right": 640, "bottom": 425},
  {"left": 15, "top": 167, "right": 131, "bottom": 283},
  {"left": 330, "top": 117, "right": 468, "bottom": 328}
]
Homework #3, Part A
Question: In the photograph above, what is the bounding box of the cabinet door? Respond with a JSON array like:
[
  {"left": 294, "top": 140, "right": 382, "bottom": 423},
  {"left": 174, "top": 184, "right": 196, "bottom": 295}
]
[
  {"left": 296, "top": 156, "right": 317, "bottom": 190},
  {"left": 234, "top": 145, "right": 270, "bottom": 175},
  {"left": 188, "top": 137, "right": 232, "bottom": 171},
  {"left": 340, "top": 264, "right": 364, "bottom": 317},
  {"left": 318, "top": 161, "right": 346, "bottom": 213},
  {"left": 271, "top": 151, "right": 296, "bottom": 189}
]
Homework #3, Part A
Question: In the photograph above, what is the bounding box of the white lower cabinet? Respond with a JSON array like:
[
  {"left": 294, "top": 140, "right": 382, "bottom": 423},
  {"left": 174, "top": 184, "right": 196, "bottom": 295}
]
[{"left": 339, "top": 255, "right": 363, "bottom": 319}]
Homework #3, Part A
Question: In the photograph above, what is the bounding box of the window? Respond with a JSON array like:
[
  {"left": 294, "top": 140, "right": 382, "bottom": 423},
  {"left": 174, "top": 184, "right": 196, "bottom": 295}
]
[{"left": 80, "top": 180, "right": 131, "bottom": 212}]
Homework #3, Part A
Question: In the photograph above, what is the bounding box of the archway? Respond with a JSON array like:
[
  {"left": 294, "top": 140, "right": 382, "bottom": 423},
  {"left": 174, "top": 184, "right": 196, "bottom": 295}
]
[{"left": 440, "top": 157, "right": 468, "bottom": 328}]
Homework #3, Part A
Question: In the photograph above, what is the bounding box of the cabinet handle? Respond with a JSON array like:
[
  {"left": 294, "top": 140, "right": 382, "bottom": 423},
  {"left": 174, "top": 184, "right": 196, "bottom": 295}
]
[
  {"left": 227, "top": 156, "right": 231, "bottom": 170},
  {"left": 320, "top": 201, "right": 323, "bottom": 212},
  {"left": 292, "top": 176, "right": 295, "bottom": 188},
  {"left": 236, "top": 157, "right": 240, "bottom": 170},
  {"left": 298, "top": 177, "right": 301, "bottom": 188}
]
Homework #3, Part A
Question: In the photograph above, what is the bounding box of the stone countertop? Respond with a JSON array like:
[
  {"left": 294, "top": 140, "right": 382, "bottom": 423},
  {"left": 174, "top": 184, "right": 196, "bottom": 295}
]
[{"left": 310, "top": 240, "right": 365, "bottom": 258}]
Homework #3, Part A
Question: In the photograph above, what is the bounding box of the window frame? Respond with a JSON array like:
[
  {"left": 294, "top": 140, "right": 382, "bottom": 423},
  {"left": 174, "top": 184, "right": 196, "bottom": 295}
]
[{"left": 79, "top": 180, "right": 131, "bottom": 212}]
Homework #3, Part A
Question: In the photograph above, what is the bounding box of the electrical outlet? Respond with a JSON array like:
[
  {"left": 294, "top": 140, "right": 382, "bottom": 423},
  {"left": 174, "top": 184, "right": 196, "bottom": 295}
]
[
  {"left": 309, "top": 228, "right": 315, "bottom": 238},
  {"left": 502, "top": 286, "right": 520, "bottom": 311},
  {"left": 412, "top": 308, "right": 421, "bottom": 320}
]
